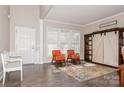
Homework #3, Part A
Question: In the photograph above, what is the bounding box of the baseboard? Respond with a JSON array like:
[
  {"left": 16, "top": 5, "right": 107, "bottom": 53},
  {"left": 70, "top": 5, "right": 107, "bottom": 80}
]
[
  {"left": 34, "top": 61, "right": 43, "bottom": 64},
  {"left": 42, "top": 61, "right": 50, "bottom": 64},
  {"left": 34, "top": 61, "right": 50, "bottom": 64}
]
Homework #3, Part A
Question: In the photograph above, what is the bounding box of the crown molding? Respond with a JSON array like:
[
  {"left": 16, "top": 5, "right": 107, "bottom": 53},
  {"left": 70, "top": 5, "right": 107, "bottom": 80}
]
[
  {"left": 43, "top": 11, "right": 124, "bottom": 28},
  {"left": 43, "top": 19, "right": 84, "bottom": 27}
]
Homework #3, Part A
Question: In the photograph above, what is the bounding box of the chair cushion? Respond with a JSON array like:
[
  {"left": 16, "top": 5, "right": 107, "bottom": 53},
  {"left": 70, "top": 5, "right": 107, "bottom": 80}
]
[
  {"left": 55, "top": 55, "right": 65, "bottom": 61},
  {"left": 71, "top": 55, "right": 80, "bottom": 60}
]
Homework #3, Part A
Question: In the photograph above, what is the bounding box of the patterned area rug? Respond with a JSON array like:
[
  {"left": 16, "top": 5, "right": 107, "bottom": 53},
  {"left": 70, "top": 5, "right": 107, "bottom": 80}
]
[{"left": 59, "top": 63, "right": 118, "bottom": 82}]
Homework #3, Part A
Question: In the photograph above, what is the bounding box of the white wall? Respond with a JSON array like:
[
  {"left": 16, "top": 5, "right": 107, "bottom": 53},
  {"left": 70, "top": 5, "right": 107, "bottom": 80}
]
[
  {"left": 82, "top": 12, "right": 124, "bottom": 59},
  {"left": 0, "top": 6, "right": 9, "bottom": 52},
  {"left": 9, "top": 5, "right": 84, "bottom": 64},
  {"left": 10, "top": 5, "right": 40, "bottom": 51},
  {"left": 43, "top": 20, "right": 83, "bottom": 63},
  {"left": 40, "top": 5, "right": 53, "bottom": 19},
  {"left": 0, "top": 5, "right": 9, "bottom": 80},
  {"left": 9, "top": 5, "right": 41, "bottom": 63}
]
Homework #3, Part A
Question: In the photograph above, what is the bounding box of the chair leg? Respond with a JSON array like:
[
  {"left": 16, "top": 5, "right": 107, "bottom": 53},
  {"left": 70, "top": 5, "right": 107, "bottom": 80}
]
[
  {"left": 21, "top": 69, "right": 23, "bottom": 81},
  {"left": 55, "top": 62, "right": 58, "bottom": 67},
  {"left": 79, "top": 60, "right": 81, "bottom": 64},
  {"left": 64, "top": 61, "right": 66, "bottom": 66},
  {"left": 63, "top": 60, "right": 66, "bottom": 66},
  {"left": 2, "top": 72, "right": 6, "bottom": 86}
]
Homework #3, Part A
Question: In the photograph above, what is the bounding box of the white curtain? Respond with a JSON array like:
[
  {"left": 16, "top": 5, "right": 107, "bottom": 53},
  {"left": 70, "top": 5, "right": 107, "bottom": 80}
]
[
  {"left": 92, "top": 34, "right": 104, "bottom": 64},
  {"left": 104, "top": 31, "right": 118, "bottom": 67},
  {"left": 92, "top": 31, "right": 119, "bottom": 67}
]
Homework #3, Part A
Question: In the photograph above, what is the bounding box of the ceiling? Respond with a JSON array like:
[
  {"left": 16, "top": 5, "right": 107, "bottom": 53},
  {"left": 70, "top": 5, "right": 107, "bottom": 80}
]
[{"left": 45, "top": 5, "right": 124, "bottom": 26}]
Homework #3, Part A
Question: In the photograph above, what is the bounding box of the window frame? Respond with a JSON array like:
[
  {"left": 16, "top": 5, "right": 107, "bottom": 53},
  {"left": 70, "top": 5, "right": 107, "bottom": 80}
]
[{"left": 46, "top": 27, "right": 81, "bottom": 57}]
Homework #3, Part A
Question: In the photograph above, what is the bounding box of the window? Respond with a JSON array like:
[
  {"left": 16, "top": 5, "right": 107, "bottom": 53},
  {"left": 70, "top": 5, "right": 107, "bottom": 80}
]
[
  {"left": 46, "top": 28, "right": 60, "bottom": 56},
  {"left": 46, "top": 27, "right": 81, "bottom": 57}
]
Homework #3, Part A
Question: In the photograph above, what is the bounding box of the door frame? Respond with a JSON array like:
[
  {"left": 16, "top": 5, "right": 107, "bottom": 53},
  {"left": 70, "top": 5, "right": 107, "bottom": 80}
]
[{"left": 15, "top": 26, "right": 36, "bottom": 64}]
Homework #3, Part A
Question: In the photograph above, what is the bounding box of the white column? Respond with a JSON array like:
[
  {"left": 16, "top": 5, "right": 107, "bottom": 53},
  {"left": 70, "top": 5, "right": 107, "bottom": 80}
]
[{"left": 40, "top": 19, "right": 44, "bottom": 64}]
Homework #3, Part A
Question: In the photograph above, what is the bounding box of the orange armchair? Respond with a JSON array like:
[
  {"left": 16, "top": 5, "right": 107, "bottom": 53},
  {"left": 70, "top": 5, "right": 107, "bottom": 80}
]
[
  {"left": 67, "top": 50, "right": 80, "bottom": 64},
  {"left": 51, "top": 50, "right": 66, "bottom": 67}
]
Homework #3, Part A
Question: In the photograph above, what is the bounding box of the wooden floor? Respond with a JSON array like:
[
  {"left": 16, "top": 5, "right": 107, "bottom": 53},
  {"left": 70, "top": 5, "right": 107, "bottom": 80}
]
[{"left": 0, "top": 63, "right": 120, "bottom": 87}]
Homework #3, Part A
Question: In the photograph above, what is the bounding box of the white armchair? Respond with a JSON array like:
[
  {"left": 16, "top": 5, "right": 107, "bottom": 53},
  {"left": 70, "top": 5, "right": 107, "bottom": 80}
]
[{"left": 0, "top": 53, "right": 23, "bottom": 86}]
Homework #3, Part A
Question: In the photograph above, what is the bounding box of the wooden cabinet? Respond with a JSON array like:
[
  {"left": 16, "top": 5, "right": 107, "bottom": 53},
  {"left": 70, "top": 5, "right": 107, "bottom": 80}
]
[
  {"left": 119, "top": 31, "right": 124, "bottom": 65},
  {"left": 119, "top": 65, "right": 124, "bottom": 87},
  {"left": 84, "top": 34, "right": 92, "bottom": 62}
]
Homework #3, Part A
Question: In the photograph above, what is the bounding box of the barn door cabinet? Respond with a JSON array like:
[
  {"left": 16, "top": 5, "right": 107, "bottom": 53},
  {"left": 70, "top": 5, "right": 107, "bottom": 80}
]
[{"left": 84, "top": 27, "right": 124, "bottom": 67}]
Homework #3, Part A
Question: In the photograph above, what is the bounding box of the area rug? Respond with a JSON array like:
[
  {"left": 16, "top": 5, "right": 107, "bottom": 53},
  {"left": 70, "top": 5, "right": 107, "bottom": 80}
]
[
  {"left": 84, "top": 63, "right": 96, "bottom": 67},
  {"left": 59, "top": 63, "right": 118, "bottom": 82},
  {"left": 50, "top": 65, "right": 61, "bottom": 73}
]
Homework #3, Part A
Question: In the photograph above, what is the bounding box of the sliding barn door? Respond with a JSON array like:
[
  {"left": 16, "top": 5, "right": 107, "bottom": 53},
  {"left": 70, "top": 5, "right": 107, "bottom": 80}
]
[
  {"left": 104, "top": 31, "right": 119, "bottom": 67},
  {"left": 92, "top": 34, "right": 104, "bottom": 64}
]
